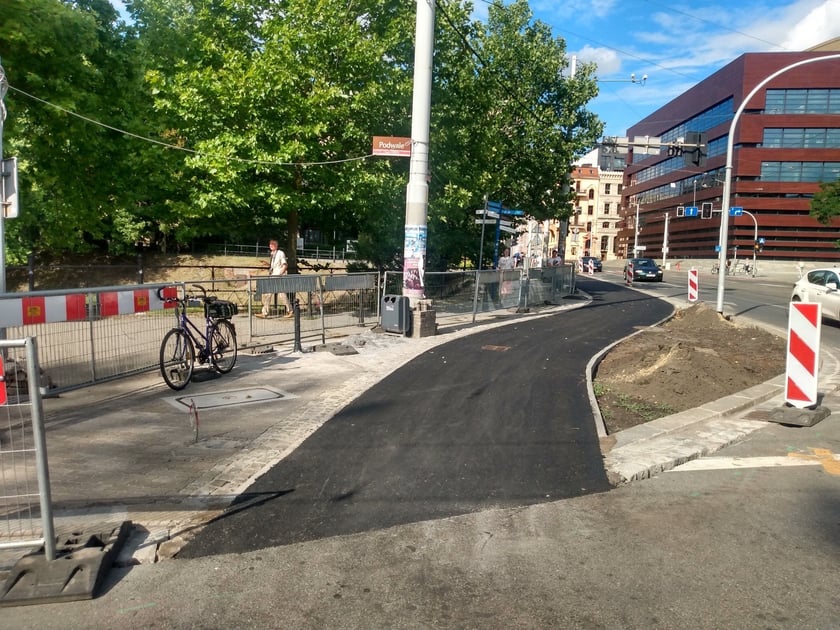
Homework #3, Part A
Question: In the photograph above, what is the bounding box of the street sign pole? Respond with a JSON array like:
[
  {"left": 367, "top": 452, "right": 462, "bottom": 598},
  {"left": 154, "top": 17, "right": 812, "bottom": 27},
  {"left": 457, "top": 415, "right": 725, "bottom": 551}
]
[{"left": 472, "top": 199, "right": 489, "bottom": 323}]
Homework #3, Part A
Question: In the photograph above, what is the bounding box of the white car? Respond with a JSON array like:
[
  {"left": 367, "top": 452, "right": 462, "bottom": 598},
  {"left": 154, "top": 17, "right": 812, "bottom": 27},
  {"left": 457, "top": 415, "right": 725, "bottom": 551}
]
[{"left": 791, "top": 267, "right": 840, "bottom": 322}]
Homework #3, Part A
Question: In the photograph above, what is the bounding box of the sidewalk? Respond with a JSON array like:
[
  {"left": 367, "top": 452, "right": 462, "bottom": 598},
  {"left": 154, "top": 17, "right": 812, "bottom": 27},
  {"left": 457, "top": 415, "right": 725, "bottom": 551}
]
[{"left": 2, "top": 282, "right": 838, "bottom": 589}]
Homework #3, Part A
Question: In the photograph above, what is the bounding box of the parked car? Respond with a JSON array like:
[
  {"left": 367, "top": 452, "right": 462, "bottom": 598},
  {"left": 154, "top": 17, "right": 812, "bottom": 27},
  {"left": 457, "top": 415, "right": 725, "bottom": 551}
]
[
  {"left": 624, "top": 257, "right": 664, "bottom": 282},
  {"left": 579, "top": 256, "right": 603, "bottom": 272},
  {"left": 791, "top": 267, "right": 840, "bottom": 323}
]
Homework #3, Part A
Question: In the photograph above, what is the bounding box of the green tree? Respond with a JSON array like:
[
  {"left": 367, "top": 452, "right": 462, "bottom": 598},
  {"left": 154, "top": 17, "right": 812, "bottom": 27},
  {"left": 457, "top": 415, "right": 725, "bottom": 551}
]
[
  {"left": 131, "top": 0, "right": 416, "bottom": 269},
  {"left": 2, "top": 0, "right": 603, "bottom": 270},
  {"left": 810, "top": 180, "right": 840, "bottom": 249},
  {"left": 425, "top": 0, "right": 602, "bottom": 269},
  {"left": 811, "top": 180, "right": 840, "bottom": 224},
  {"left": 1, "top": 0, "right": 152, "bottom": 261}
]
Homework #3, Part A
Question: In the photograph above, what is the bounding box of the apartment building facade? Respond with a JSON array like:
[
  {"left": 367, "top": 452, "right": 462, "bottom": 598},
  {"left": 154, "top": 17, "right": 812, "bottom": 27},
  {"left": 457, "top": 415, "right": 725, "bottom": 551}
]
[{"left": 554, "top": 162, "right": 623, "bottom": 263}]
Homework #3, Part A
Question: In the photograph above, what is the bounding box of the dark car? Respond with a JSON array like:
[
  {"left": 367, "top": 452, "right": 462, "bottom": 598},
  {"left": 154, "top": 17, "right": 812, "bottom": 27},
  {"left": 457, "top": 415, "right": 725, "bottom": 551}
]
[
  {"left": 579, "top": 256, "right": 603, "bottom": 272},
  {"left": 624, "top": 257, "right": 663, "bottom": 282}
]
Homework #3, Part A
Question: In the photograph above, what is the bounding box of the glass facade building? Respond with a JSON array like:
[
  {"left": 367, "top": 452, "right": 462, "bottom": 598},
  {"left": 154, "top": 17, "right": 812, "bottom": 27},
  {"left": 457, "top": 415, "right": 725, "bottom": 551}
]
[{"left": 619, "top": 51, "right": 840, "bottom": 263}]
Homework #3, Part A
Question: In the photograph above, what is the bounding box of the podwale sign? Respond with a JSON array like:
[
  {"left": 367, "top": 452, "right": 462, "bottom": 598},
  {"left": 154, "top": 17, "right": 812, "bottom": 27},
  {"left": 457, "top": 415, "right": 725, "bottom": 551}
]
[{"left": 372, "top": 136, "right": 411, "bottom": 157}]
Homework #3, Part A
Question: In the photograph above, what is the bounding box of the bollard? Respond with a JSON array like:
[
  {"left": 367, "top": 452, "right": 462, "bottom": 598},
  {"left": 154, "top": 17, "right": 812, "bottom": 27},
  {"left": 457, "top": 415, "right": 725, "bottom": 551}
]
[
  {"left": 292, "top": 299, "right": 303, "bottom": 352},
  {"left": 626, "top": 261, "right": 634, "bottom": 286}
]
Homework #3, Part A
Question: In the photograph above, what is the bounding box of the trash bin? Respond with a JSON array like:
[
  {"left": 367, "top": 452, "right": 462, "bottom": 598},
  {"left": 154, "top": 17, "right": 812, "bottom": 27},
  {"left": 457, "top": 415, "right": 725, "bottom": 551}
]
[{"left": 381, "top": 295, "right": 411, "bottom": 334}]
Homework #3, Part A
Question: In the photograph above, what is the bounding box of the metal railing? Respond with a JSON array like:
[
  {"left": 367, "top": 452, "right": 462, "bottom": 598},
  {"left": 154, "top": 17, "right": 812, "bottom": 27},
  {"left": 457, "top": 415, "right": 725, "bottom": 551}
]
[{"left": 0, "top": 337, "right": 56, "bottom": 561}]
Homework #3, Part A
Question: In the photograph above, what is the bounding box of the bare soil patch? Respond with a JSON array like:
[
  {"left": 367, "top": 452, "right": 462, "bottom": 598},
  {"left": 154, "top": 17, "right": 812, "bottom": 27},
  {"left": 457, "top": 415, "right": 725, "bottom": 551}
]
[{"left": 593, "top": 303, "right": 787, "bottom": 434}]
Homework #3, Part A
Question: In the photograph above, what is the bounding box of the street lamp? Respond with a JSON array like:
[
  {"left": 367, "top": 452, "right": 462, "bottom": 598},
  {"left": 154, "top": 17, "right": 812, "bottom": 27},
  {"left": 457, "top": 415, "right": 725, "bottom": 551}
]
[{"left": 715, "top": 53, "right": 840, "bottom": 314}]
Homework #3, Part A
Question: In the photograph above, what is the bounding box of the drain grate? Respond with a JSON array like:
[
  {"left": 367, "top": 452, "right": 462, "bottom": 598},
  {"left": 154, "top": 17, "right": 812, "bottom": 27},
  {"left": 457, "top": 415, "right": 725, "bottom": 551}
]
[{"left": 164, "top": 386, "right": 297, "bottom": 411}]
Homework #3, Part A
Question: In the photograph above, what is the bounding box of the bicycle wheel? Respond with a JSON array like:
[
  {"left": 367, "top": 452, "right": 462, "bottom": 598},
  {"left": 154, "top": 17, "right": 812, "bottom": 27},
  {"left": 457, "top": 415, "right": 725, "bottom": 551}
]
[
  {"left": 160, "top": 328, "right": 195, "bottom": 390},
  {"left": 210, "top": 319, "right": 238, "bottom": 374}
]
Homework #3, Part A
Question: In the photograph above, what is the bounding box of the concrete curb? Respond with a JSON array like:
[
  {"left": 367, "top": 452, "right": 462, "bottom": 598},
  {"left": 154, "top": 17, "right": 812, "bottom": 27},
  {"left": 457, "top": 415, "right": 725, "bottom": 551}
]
[{"left": 590, "top": 279, "right": 840, "bottom": 485}]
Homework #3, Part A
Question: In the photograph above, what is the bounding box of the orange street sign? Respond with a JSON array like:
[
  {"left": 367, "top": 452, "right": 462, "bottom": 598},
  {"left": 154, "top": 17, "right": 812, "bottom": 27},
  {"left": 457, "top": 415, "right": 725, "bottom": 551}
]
[{"left": 372, "top": 136, "right": 411, "bottom": 157}]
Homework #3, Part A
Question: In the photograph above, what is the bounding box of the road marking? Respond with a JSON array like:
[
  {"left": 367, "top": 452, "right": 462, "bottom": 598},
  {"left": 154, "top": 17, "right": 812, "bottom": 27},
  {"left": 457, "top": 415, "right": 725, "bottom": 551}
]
[
  {"left": 788, "top": 448, "right": 840, "bottom": 475},
  {"left": 671, "top": 449, "right": 840, "bottom": 475},
  {"left": 672, "top": 456, "right": 818, "bottom": 472}
]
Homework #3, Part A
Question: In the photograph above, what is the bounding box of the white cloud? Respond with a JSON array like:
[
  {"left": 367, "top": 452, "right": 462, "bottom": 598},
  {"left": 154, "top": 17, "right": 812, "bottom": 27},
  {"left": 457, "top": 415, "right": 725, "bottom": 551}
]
[
  {"left": 575, "top": 45, "right": 622, "bottom": 75},
  {"left": 779, "top": 0, "right": 840, "bottom": 49}
]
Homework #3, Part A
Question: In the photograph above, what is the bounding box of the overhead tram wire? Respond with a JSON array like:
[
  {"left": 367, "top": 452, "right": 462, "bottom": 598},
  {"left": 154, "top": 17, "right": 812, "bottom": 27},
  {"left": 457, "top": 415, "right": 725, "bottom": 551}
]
[{"left": 5, "top": 84, "right": 375, "bottom": 169}]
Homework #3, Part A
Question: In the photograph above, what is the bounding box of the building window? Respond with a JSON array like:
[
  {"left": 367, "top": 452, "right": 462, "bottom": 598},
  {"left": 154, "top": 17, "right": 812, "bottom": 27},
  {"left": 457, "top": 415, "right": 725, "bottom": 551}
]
[
  {"left": 602, "top": 222, "right": 610, "bottom": 229},
  {"left": 760, "top": 161, "right": 840, "bottom": 182},
  {"left": 603, "top": 202, "right": 610, "bottom": 214},
  {"left": 588, "top": 188, "right": 595, "bottom": 200},
  {"left": 604, "top": 183, "right": 611, "bottom": 195},
  {"left": 587, "top": 205, "right": 594, "bottom": 215},
  {"left": 617, "top": 184, "right": 623, "bottom": 194},
  {"left": 660, "top": 97, "right": 734, "bottom": 143},
  {"left": 764, "top": 128, "right": 840, "bottom": 148},
  {"left": 765, "top": 89, "right": 840, "bottom": 115}
]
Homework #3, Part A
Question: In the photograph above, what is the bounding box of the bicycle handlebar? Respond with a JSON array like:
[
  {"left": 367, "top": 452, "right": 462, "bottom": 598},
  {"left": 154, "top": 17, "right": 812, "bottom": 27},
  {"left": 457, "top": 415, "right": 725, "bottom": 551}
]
[{"left": 155, "top": 284, "right": 217, "bottom": 305}]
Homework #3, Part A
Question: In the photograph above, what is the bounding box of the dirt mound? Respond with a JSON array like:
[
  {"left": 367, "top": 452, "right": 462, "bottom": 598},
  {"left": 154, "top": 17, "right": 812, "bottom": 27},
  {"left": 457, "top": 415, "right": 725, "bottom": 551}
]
[{"left": 594, "top": 303, "right": 787, "bottom": 433}]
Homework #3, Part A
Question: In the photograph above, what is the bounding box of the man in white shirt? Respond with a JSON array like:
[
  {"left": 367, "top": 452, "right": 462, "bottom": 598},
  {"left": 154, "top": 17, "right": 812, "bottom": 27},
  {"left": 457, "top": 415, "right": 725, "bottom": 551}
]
[{"left": 259, "top": 239, "right": 293, "bottom": 318}]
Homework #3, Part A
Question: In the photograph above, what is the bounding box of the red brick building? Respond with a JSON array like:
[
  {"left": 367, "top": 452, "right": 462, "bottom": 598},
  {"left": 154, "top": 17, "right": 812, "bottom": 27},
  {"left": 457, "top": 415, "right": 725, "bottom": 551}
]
[{"left": 619, "top": 49, "right": 840, "bottom": 264}]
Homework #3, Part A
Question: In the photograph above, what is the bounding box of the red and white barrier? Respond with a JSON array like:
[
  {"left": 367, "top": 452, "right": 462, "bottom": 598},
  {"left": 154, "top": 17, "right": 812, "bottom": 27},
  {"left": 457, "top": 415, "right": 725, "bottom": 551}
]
[
  {"left": 785, "top": 302, "right": 821, "bottom": 408},
  {"left": 588, "top": 259, "right": 595, "bottom": 275},
  {"left": 687, "top": 268, "right": 698, "bottom": 302},
  {"left": 625, "top": 261, "right": 633, "bottom": 286},
  {"left": 577, "top": 259, "right": 583, "bottom": 274},
  {"left": 0, "top": 287, "right": 177, "bottom": 327}
]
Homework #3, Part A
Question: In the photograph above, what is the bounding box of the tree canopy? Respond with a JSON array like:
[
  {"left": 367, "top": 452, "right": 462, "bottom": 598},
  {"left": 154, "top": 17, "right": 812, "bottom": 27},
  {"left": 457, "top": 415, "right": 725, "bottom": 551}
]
[{"left": 1, "top": 0, "right": 603, "bottom": 268}]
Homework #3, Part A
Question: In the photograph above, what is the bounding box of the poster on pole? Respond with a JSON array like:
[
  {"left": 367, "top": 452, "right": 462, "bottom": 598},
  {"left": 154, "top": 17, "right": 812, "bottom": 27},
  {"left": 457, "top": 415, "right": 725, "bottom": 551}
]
[{"left": 403, "top": 225, "right": 427, "bottom": 299}]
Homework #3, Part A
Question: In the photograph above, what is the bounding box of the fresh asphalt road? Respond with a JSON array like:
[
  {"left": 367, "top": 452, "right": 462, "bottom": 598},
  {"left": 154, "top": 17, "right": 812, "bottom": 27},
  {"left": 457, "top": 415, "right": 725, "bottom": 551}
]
[
  {"left": 179, "top": 279, "right": 673, "bottom": 558},
  {"left": 601, "top": 268, "right": 840, "bottom": 348}
]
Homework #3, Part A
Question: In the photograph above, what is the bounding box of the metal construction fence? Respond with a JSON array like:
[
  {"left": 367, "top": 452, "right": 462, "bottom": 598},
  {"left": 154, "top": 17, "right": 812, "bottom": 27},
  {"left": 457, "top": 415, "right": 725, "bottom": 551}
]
[
  {"left": 0, "top": 338, "right": 56, "bottom": 561},
  {"left": 383, "top": 265, "right": 576, "bottom": 322},
  {"left": 0, "top": 266, "right": 576, "bottom": 394}
]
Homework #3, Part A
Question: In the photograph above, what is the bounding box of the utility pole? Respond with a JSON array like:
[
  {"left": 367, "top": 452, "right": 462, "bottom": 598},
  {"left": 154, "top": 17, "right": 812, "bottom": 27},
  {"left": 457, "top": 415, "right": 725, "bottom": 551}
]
[
  {"left": 632, "top": 202, "right": 640, "bottom": 255},
  {"left": 662, "top": 213, "right": 670, "bottom": 268},
  {"left": 0, "top": 58, "right": 8, "bottom": 296},
  {"left": 402, "top": 0, "right": 434, "bottom": 306}
]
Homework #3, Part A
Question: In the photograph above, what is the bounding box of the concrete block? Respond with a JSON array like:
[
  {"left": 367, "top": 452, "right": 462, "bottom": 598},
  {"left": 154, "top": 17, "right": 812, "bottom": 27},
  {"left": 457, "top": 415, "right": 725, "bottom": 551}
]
[{"left": 0, "top": 522, "right": 132, "bottom": 607}]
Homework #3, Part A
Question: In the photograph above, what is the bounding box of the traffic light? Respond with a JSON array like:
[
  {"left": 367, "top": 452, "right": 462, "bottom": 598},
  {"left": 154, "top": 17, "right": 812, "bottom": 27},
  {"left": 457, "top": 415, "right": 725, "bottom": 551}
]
[
  {"left": 683, "top": 131, "right": 708, "bottom": 167},
  {"left": 754, "top": 241, "right": 760, "bottom": 251},
  {"left": 701, "top": 202, "right": 713, "bottom": 219}
]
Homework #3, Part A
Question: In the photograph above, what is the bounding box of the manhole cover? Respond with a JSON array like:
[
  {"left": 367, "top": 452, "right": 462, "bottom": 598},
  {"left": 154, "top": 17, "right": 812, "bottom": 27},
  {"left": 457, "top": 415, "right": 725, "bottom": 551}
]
[{"left": 164, "top": 386, "right": 297, "bottom": 411}]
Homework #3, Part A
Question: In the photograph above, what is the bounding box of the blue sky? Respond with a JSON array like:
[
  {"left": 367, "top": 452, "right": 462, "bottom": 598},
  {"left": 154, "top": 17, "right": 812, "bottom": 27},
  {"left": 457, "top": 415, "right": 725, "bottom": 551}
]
[
  {"left": 111, "top": 0, "right": 840, "bottom": 138},
  {"left": 522, "top": 0, "right": 840, "bottom": 137}
]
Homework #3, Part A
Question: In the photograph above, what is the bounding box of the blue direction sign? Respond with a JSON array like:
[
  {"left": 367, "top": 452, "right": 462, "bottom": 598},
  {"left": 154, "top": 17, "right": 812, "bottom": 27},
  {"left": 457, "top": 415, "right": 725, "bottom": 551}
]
[
  {"left": 488, "top": 200, "right": 525, "bottom": 216},
  {"left": 684, "top": 206, "right": 699, "bottom": 217},
  {"left": 729, "top": 206, "right": 744, "bottom": 216}
]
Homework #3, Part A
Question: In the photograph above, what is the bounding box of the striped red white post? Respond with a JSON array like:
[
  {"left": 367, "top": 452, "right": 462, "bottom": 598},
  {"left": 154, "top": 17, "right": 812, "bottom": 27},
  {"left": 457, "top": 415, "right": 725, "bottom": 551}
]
[
  {"left": 577, "top": 259, "right": 583, "bottom": 274},
  {"left": 625, "top": 261, "right": 633, "bottom": 286},
  {"left": 785, "top": 302, "right": 821, "bottom": 408},
  {"left": 687, "top": 268, "right": 698, "bottom": 302},
  {"left": 588, "top": 259, "right": 594, "bottom": 275}
]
